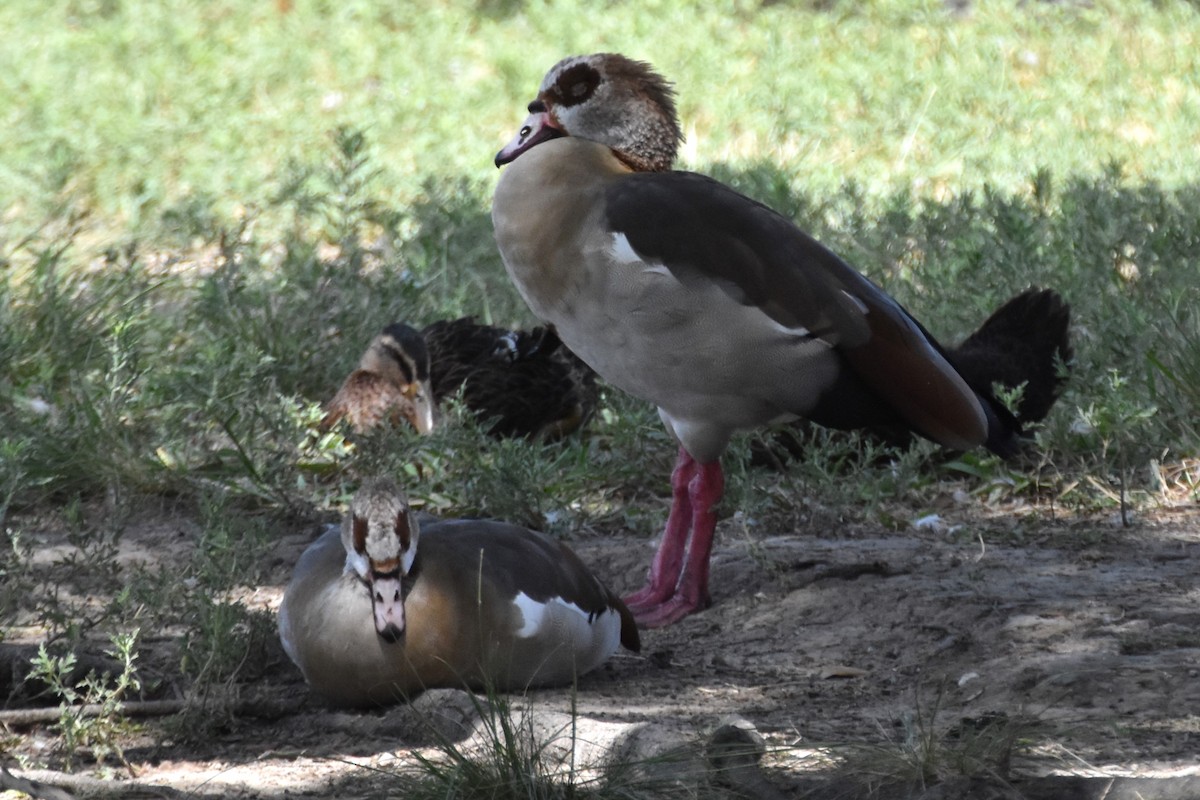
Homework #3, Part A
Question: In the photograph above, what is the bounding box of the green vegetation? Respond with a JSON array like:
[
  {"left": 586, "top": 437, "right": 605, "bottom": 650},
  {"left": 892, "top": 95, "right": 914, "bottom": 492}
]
[
  {"left": 3, "top": 0, "right": 1199, "bottom": 236},
  {"left": 392, "top": 691, "right": 694, "bottom": 799},
  {"left": 28, "top": 632, "right": 142, "bottom": 771},
  {"left": 833, "top": 690, "right": 1033, "bottom": 798},
  {"left": 1, "top": 0, "right": 1198, "bottom": 784}
]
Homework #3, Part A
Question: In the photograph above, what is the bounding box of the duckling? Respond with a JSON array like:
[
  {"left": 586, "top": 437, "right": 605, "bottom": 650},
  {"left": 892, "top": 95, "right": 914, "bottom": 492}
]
[
  {"left": 321, "top": 318, "right": 597, "bottom": 439},
  {"left": 278, "top": 479, "right": 639, "bottom": 707},
  {"left": 320, "top": 323, "right": 436, "bottom": 435}
]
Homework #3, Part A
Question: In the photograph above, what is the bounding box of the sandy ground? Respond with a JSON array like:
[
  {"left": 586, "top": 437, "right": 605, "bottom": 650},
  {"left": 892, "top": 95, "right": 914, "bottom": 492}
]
[{"left": 3, "top": 491, "right": 1200, "bottom": 798}]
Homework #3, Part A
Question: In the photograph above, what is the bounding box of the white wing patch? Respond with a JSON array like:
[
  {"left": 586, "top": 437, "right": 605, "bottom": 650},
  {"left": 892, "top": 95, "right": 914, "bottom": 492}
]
[
  {"left": 513, "top": 592, "right": 590, "bottom": 637},
  {"left": 609, "top": 232, "right": 671, "bottom": 276},
  {"left": 765, "top": 317, "right": 813, "bottom": 338},
  {"left": 511, "top": 592, "right": 623, "bottom": 674}
]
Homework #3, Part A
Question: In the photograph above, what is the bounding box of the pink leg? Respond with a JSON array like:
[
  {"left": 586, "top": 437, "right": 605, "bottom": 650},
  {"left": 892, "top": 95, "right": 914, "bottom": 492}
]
[
  {"left": 624, "top": 448, "right": 696, "bottom": 613},
  {"left": 634, "top": 459, "right": 724, "bottom": 628}
]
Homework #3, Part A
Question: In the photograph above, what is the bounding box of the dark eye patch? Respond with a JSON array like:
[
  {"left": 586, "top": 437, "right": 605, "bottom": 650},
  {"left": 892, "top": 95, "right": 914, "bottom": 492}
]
[
  {"left": 554, "top": 63, "right": 600, "bottom": 107},
  {"left": 393, "top": 511, "right": 411, "bottom": 551},
  {"left": 352, "top": 514, "right": 368, "bottom": 554}
]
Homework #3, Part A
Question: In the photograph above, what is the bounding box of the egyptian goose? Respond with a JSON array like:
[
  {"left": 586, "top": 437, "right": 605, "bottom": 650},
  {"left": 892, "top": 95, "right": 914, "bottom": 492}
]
[
  {"left": 278, "top": 479, "right": 639, "bottom": 706},
  {"left": 321, "top": 318, "right": 597, "bottom": 439},
  {"left": 491, "top": 53, "right": 1072, "bottom": 628}
]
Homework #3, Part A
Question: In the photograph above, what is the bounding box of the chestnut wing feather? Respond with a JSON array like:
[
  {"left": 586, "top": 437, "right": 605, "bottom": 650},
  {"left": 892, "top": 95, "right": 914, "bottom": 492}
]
[{"left": 604, "top": 171, "right": 988, "bottom": 449}]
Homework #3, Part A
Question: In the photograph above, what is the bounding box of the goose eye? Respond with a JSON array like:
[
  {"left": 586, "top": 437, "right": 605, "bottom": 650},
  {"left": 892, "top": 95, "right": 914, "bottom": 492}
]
[{"left": 553, "top": 64, "right": 600, "bottom": 107}]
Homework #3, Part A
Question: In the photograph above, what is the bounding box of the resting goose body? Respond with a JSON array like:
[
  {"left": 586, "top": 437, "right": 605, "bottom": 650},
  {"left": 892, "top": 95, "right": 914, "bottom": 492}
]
[
  {"left": 278, "top": 480, "right": 639, "bottom": 707},
  {"left": 321, "top": 318, "right": 597, "bottom": 439},
  {"left": 492, "top": 53, "right": 1071, "bottom": 627}
]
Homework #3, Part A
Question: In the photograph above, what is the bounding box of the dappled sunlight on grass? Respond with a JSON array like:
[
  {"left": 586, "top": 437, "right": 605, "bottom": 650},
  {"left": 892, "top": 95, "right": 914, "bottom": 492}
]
[{"left": 1, "top": 1, "right": 1199, "bottom": 237}]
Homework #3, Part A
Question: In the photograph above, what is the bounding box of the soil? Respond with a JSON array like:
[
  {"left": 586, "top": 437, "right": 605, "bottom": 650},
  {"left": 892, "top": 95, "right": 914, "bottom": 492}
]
[{"left": 4, "top": 490, "right": 1200, "bottom": 798}]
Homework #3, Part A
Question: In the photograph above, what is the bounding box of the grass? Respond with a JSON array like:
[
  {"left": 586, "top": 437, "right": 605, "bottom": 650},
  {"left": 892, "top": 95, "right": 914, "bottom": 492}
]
[
  {"left": 3, "top": 1, "right": 1200, "bottom": 238},
  {"left": 390, "top": 690, "right": 697, "bottom": 799},
  {"left": 0, "top": 0, "right": 1198, "bottom": 789},
  {"left": 3, "top": 157, "right": 1197, "bottom": 524},
  {"left": 831, "top": 691, "right": 1036, "bottom": 799}
]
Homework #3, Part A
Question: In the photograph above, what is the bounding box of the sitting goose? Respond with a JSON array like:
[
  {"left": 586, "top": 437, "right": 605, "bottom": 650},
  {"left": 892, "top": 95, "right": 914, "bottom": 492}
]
[
  {"left": 321, "top": 318, "right": 597, "bottom": 439},
  {"left": 491, "top": 53, "right": 1072, "bottom": 627},
  {"left": 278, "top": 479, "right": 639, "bottom": 706}
]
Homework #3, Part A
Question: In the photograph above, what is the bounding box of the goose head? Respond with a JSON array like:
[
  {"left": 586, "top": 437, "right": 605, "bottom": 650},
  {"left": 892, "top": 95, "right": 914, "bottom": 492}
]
[
  {"left": 340, "top": 479, "right": 421, "bottom": 643},
  {"left": 495, "top": 53, "right": 683, "bottom": 172},
  {"left": 359, "top": 323, "right": 436, "bottom": 434}
]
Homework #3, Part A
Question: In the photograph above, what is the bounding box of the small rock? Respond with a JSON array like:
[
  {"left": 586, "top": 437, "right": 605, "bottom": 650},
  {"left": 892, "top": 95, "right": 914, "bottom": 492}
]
[
  {"left": 375, "top": 688, "right": 479, "bottom": 744},
  {"left": 707, "top": 717, "right": 788, "bottom": 800},
  {"left": 913, "top": 514, "right": 943, "bottom": 531}
]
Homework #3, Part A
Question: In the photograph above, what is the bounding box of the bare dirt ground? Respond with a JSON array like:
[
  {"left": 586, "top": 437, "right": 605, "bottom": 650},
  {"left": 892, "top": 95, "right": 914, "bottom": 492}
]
[{"left": 4, "top": 492, "right": 1200, "bottom": 798}]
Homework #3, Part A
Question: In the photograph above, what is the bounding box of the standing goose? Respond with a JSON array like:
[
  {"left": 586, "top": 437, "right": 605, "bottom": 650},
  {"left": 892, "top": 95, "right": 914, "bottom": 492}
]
[
  {"left": 756, "top": 287, "right": 1073, "bottom": 464},
  {"left": 321, "top": 318, "right": 597, "bottom": 439},
  {"left": 279, "top": 479, "right": 639, "bottom": 707},
  {"left": 492, "top": 53, "right": 1071, "bottom": 628}
]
